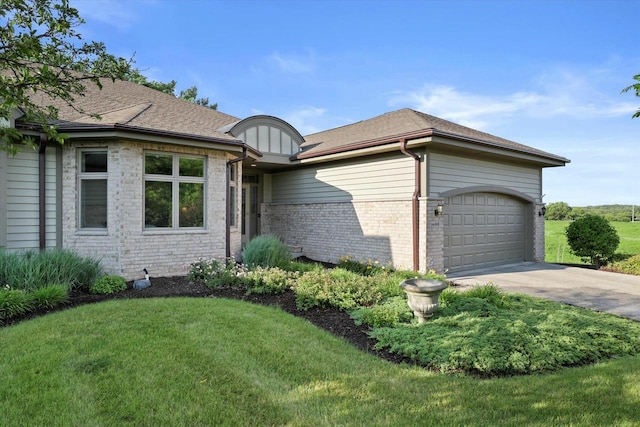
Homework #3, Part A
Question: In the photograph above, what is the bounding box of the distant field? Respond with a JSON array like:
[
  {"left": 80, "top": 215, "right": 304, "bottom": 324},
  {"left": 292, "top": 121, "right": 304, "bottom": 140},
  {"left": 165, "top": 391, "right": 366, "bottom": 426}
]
[{"left": 545, "top": 220, "right": 640, "bottom": 264}]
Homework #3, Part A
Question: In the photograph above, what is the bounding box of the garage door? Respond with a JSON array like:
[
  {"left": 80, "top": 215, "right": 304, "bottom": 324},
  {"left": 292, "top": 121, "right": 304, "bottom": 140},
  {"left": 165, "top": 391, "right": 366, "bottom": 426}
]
[{"left": 443, "top": 193, "right": 525, "bottom": 272}]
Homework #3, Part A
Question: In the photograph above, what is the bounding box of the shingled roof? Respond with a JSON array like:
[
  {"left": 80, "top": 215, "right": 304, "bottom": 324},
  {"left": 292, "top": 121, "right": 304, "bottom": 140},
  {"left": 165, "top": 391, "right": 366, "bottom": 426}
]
[
  {"left": 21, "top": 77, "right": 241, "bottom": 144},
  {"left": 299, "top": 108, "right": 568, "bottom": 163}
]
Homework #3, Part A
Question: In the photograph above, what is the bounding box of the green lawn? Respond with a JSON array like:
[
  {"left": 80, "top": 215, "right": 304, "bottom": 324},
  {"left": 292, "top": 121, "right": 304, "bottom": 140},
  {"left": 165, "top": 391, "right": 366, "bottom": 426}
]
[
  {"left": 545, "top": 220, "right": 640, "bottom": 264},
  {"left": 2, "top": 297, "right": 640, "bottom": 426}
]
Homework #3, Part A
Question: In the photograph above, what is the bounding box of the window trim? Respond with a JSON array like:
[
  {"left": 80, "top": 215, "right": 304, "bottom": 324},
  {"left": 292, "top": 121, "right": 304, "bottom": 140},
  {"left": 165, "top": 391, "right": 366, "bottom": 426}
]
[
  {"left": 77, "top": 148, "right": 108, "bottom": 233},
  {"left": 143, "top": 151, "right": 207, "bottom": 232}
]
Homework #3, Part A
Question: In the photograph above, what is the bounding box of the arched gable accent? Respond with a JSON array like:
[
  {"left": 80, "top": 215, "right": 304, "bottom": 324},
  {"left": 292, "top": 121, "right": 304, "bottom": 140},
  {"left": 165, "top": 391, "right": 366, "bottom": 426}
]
[
  {"left": 222, "top": 115, "right": 305, "bottom": 157},
  {"left": 438, "top": 185, "right": 538, "bottom": 203}
]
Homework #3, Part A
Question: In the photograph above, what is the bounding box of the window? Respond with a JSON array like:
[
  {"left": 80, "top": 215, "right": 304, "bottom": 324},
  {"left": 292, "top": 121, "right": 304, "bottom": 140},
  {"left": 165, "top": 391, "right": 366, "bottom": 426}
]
[
  {"left": 229, "top": 163, "right": 237, "bottom": 227},
  {"left": 79, "top": 150, "right": 108, "bottom": 229},
  {"left": 144, "top": 153, "right": 205, "bottom": 229}
]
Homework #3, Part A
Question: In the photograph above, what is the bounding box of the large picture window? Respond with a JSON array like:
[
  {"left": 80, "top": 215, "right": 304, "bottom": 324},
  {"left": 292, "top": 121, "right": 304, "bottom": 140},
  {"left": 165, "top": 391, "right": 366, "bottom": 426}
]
[
  {"left": 144, "top": 153, "right": 205, "bottom": 229},
  {"left": 79, "top": 150, "right": 108, "bottom": 229}
]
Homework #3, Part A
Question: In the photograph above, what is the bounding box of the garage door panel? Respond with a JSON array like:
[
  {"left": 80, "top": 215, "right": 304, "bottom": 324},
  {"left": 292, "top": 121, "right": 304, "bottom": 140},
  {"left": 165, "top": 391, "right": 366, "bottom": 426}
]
[{"left": 443, "top": 192, "right": 526, "bottom": 272}]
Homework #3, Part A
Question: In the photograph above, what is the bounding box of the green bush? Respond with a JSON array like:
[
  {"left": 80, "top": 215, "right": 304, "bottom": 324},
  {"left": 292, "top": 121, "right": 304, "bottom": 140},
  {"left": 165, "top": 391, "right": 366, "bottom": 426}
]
[
  {"left": 607, "top": 254, "right": 640, "bottom": 275},
  {"left": 187, "top": 257, "right": 246, "bottom": 288},
  {"left": 90, "top": 275, "right": 127, "bottom": 294},
  {"left": 242, "top": 235, "right": 291, "bottom": 268},
  {"left": 282, "top": 260, "right": 324, "bottom": 273},
  {"left": 351, "top": 296, "right": 413, "bottom": 327},
  {"left": 243, "top": 266, "right": 299, "bottom": 295},
  {"left": 0, "top": 249, "right": 103, "bottom": 292},
  {"left": 293, "top": 268, "right": 384, "bottom": 311},
  {"left": 0, "top": 289, "right": 33, "bottom": 320},
  {"left": 337, "top": 256, "right": 388, "bottom": 276},
  {"left": 30, "top": 284, "right": 69, "bottom": 308},
  {"left": 565, "top": 215, "right": 620, "bottom": 267},
  {"left": 371, "top": 288, "right": 640, "bottom": 376}
]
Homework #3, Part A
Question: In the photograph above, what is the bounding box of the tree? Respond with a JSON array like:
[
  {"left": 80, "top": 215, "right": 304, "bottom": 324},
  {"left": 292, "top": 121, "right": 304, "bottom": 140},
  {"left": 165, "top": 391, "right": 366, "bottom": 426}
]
[
  {"left": 565, "top": 214, "right": 620, "bottom": 268},
  {"left": 0, "top": 0, "right": 131, "bottom": 154},
  {"left": 545, "top": 201, "right": 572, "bottom": 220},
  {"left": 178, "top": 86, "right": 217, "bottom": 110},
  {"left": 621, "top": 73, "right": 640, "bottom": 119},
  {"left": 124, "top": 68, "right": 217, "bottom": 110}
]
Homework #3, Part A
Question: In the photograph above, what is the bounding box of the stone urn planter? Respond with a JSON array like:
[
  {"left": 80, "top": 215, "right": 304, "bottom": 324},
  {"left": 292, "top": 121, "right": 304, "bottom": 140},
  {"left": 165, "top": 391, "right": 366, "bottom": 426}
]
[{"left": 400, "top": 278, "right": 449, "bottom": 323}]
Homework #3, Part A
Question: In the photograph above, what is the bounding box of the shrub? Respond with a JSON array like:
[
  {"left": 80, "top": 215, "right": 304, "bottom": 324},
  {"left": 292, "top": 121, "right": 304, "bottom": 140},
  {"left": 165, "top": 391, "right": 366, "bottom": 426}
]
[
  {"left": 0, "top": 249, "right": 103, "bottom": 292},
  {"left": 371, "top": 290, "right": 640, "bottom": 377},
  {"left": 31, "top": 284, "right": 69, "bottom": 308},
  {"left": 243, "top": 266, "right": 299, "bottom": 295},
  {"left": 90, "top": 275, "right": 127, "bottom": 294},
  {"left": 282, "top": 260, "right": 324, "bottom": 273},
  {"left": 607, "top": 254, "right": 640, "bottom": 275},
  {"left": 0, "top": 289, "right": 33, "bottom": 320},
  {"left": 351, "top": 296, "right": 413, "bottom": 327},
  {"left": 337, "top": 256, "right": 388, "bottom": 276},
  {"left": 565, "top": 215, "right": 620, "bottom": 267},
  {"left": 187, "top": 257, "right": 246, "bottom": 288},
  {"left": 242, "top": 235, "right": 291, "bottom": 268},
  {"left": 293, "top": 268, "right": 384, "bottom": 310}
]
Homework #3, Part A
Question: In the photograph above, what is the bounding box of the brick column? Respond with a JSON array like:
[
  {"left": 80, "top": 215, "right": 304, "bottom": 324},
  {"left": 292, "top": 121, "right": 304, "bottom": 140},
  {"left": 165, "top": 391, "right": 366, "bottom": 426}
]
[
  {"left": 425, "top": 197, "right": 445, "bottom": 274},
  {"left": 533, "top": 203, "right": 546, "bottom": 262}
]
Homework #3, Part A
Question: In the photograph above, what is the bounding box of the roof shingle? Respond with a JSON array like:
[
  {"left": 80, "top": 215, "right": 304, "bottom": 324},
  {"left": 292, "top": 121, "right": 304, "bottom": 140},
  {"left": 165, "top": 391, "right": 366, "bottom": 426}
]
[
  {"left": 26, "top": 78, "right": 241, "bottom": 142},
  {"left": 301, "top": 108, "right": 567, "bottom": 162}
]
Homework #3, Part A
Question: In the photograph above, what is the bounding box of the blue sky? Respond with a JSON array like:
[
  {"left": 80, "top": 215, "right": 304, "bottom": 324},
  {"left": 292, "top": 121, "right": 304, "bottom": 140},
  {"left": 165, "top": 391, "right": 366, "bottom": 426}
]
[{"left": 72, "top": 0, "right": 639, "bottom": 206}]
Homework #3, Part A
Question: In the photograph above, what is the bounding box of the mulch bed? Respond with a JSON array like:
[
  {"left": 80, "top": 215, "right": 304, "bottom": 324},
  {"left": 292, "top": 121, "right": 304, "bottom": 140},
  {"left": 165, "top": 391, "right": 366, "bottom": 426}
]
[{"left": 3, "top": 275, "right": 414, "bottom": 366}]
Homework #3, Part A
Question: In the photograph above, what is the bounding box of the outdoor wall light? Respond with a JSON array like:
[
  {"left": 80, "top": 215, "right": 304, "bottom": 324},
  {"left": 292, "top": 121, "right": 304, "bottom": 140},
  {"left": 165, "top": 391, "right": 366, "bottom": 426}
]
[
  {"left": 539, "top": 206, "right": 547, "bottom": 217},
  {"left": 435, "top": 203, "right": 444, "bottom": 216}
]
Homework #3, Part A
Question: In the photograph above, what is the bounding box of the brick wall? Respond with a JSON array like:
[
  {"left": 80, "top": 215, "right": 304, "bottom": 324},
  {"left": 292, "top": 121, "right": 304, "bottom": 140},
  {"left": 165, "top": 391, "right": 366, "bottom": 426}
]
[
  {"left": 425, "top": 198, "right": 445, "bottom": 273},
  {"left": 62, "top": 141, "right": 231, "bottom": 280},
  {"left": 533, "top": 203, "right": 546, "bottom": 262},
  {"left": 262, "top": 200, "right": 416, "bottom": 270}
]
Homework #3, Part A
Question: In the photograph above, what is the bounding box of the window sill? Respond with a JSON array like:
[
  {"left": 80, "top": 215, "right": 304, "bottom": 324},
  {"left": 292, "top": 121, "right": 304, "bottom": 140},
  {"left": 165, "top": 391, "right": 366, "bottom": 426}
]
[
  {"left": 76, "top": 229, "right": 108, "bottom": 236},
  {"left": 142, "top": 228, "right": 208, "bottom": 236}
]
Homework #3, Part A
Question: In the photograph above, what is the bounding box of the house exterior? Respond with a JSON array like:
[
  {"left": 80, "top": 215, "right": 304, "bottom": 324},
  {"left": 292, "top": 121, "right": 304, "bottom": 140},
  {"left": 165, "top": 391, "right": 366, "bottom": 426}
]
[{"left": 0, "top": 79, "right": 568, "bottom": 279}]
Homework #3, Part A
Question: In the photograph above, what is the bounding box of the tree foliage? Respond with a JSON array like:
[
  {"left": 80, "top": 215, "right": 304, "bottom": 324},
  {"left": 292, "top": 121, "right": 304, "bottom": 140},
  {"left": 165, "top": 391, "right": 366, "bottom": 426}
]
[
  {"left": 545, "top": 202, "right": 637, "bottom": 222},
  {"left": 565, "top": 214, "right": 620, "bottom": 268},
  {"left": 124, "top": 68, "right": 218, "bottom": 110},
  {"left": 0, "top": 0, "right": 131, "bottom": 153},
  {"left": 621, "top": 73, "right": 640, "bottom": 119},
  {"left": 545, "top": 202, "right": 572, "bottom": 220}
]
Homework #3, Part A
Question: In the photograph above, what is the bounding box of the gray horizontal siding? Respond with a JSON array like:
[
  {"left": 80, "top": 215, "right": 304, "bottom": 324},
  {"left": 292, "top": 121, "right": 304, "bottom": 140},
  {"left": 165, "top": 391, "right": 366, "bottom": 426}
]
[
  {"left": 4, "top": 146, "right": 58, "bottom": 250},
  {"left": 271, "top": 154, "right": 414, "bottom": 203},
  {"left": 428, "top": 153, "right": 541, "bottom": 200}
]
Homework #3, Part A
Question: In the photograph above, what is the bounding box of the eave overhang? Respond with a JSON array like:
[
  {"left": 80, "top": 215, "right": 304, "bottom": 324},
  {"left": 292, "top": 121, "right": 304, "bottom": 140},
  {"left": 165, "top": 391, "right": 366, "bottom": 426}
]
[
  {"left": 16, "top": 121, "right": 262, "bottom": 158},
  {"left": 295, "top": 129, "right": 570, "bottom": 167}
]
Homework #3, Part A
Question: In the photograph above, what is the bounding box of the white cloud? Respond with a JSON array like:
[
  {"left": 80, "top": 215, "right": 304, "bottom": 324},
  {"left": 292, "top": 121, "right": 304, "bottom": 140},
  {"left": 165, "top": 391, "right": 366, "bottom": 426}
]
[
  {"left": 268, "top": 50, "right": 316, "bottom": 74},
  {"left": 280, "top": 107, "right": 354, "bottom": 136},
  {"left": 390, "top": 69, "right": 637, "bottom": 130},
  {"left": 72, "top": 0, "right": 146, "bottom": 30},
  {"left": 282, "top": 107, "right": 327, "bottom": 135}
]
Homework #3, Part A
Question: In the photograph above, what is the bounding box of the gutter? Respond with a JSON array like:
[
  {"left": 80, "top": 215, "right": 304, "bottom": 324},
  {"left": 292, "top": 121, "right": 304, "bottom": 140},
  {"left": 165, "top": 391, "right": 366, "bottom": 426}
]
[
  {"left": 399, "top": 138, "right": 420, "bottom": 272},
  {"left": 38, "top": 133, "right": 47, "bottom": 250},
  {"left": 225, "top": 146, "right": 248, "bottom": 259},
  {"left": 295, "top": 128, "right": 569, "bottom": 165}
]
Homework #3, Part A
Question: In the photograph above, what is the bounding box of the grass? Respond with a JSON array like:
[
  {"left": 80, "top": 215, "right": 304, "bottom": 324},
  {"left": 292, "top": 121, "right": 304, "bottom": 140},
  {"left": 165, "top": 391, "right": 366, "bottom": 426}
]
[
  {"left": 545, "top": 220, "right": 640, "bottom": 264},
  {"left": 2, "top": 297, "right": 640, "bottom": 426}
]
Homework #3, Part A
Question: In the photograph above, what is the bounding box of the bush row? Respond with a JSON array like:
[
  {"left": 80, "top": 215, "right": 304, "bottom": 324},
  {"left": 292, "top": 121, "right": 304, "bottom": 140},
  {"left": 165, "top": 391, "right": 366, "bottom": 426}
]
[
  {"left": 0, "top": 249, "right": 103, "bottom": 292},
  {"left": 0, "top": 284, "right": 69, "bottom": 322}
]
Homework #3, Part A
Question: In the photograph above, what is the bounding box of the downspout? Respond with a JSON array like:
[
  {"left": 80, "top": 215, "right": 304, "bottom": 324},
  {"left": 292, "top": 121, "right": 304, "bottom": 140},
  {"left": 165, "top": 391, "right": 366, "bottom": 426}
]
[
  {"left": 225, "top": 147, "right": 248, "bottom": 259},
  {"left": 400, "top": 139, "right": 420, "bottom": 272},
  {"left": 38, "top": 133, "right": 47, "bottom": 251}
]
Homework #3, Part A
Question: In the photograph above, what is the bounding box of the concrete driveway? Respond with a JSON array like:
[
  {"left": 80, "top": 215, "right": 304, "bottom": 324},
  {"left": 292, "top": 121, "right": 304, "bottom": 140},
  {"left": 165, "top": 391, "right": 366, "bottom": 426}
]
[{"left": 447, "top": 262, "right": 640, "bottom": 321}]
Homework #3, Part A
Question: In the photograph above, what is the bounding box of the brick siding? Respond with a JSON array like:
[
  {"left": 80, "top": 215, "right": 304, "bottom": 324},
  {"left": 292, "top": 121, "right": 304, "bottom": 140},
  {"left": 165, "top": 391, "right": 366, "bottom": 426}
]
[{"left": 62, "top": 141, "right": 234, "bottom": 280}]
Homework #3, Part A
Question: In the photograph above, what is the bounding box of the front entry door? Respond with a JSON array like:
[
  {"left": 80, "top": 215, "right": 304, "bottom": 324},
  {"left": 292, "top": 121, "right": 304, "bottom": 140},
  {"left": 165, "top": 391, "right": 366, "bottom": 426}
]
[{"left": 241, "top": 183, "right": 258, "bottom": 245}]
